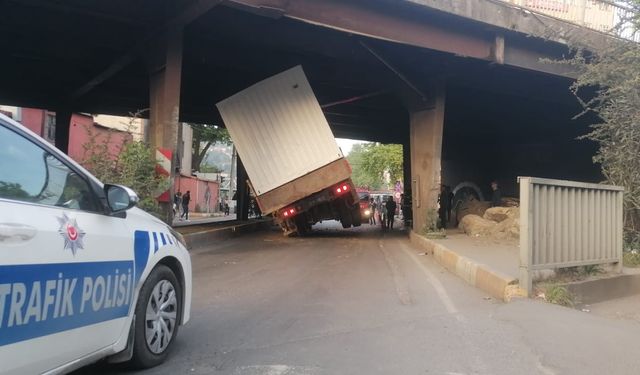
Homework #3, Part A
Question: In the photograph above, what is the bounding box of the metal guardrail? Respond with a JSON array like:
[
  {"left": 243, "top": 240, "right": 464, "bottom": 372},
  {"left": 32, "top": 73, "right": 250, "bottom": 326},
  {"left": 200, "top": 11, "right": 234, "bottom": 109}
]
[
  {"left": 519, "top": 177, "right": 624, "bottom": 295},
  {"left": 502, "top": 0, "right": 639, "bottom": 41}
]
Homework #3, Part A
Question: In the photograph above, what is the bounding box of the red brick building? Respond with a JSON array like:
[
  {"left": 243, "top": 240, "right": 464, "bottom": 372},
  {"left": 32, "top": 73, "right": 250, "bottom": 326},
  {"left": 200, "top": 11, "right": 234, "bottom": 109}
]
[{"left": 0, "top": 107, "right": 132, "bottom": 163}]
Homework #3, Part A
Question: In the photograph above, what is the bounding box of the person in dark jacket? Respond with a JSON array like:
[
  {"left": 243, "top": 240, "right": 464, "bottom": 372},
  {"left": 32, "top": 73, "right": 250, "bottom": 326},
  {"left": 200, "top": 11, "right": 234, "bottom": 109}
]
[
  {"left": 369, "top": 198, "right": 377, "bottom": 225},
  {"left": 385, "top": 196, "right": 397, "bottom": 230},
  {"left": 173, "top": 191, "right": 182, "bottom": 217},
  {"left": 490, "top": 181, "right": 502, "bottom": 207},
  {"left": 181, "top": 191, "right": 191, "bottom": 221}
]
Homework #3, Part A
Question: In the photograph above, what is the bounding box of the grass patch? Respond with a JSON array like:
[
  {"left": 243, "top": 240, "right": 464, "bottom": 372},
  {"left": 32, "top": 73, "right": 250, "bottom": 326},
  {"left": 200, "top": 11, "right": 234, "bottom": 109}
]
[
  {"left": 544, "top": 285, "right": 574, "bottom": 307},
  {"left": 423, "top": 230, "right": 447, "bottom": 239},
  {"left": 623, "top": 251, "right": 640, "bottom": 267},
  {"left": 554, "top": 265, "right": 603, "bottom": 282}
]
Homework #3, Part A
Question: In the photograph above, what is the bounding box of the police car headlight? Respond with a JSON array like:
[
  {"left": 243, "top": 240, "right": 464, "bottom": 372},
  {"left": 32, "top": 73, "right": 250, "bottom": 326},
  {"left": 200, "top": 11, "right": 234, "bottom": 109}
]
[{"left": 169, "top": 227, "right": 188, "bottom": 249}]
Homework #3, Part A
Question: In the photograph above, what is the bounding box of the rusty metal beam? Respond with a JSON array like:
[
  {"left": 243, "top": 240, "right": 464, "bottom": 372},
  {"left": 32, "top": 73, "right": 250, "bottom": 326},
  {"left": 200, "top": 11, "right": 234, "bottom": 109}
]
[
  {"left": 226, "top": 0, "right": 576, "bottom": 78},
  {"left": 71, "top": 0, "right": 223, "bottom": 100},
  {"left": 226, "top": 0, "right": 493, "bottom": 60},
  {"left": 359, "top": 41, "right": 428, "bottom": 102},
  {"left": 320, "top": 90, "right": 386, "bottom": 109}
]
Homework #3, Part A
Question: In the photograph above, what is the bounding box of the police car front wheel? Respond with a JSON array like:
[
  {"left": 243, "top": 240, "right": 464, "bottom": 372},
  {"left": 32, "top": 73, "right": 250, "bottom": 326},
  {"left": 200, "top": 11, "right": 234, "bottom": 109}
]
[{"left": 130, "top": 265, "right": 182, "bottom": 369}]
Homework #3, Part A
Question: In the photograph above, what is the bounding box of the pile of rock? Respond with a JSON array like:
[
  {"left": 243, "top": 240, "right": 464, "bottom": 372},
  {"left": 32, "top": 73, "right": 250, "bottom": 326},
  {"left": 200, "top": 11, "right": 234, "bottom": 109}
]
[
  {"left": 459, "top": 206, "right": 520, "bottom": 240},
  {"left": 455, "top": 197, "right": 490, "bottom": 221}
]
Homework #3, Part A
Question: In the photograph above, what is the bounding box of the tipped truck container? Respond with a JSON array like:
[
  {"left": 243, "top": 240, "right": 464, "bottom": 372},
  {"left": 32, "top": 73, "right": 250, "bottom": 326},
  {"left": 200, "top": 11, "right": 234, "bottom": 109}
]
[{"left": 216, "top": 66, "right": 360, "bottom": 235}]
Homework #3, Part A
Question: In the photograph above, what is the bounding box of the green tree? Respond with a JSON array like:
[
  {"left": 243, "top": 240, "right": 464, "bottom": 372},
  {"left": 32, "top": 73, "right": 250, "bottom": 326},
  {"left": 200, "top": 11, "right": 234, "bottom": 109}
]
[
  {"left": 563, "top": 1, "right": 640, "bottom": 232},
  {"left": 199, "top": 163, "right": 222, "bottom": 173},
  {"left": 115, "top": 142, "right": 169, "bottom": 213},
  {"left": 347, "top": 143, "right": 403, "bottom": 190},
  {"left": 82, "top": 116, "right": 168, "bottom": 216},
  {"left": 348, "top": 143, "right": 381, "bottom": 190},
  {"left": 190, "top": 123, "right": 231, "bottom": 172}
]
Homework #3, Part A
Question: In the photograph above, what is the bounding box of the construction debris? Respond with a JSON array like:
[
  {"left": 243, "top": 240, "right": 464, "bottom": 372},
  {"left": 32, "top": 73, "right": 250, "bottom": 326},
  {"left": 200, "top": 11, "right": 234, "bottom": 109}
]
[
  {"left": 455, "top": 197, "right": 491, "bottom": 221},
  {"left": 459, "top": 205, "right": 520, "bottom": 240},
  {"left": 483, "top": 206, "right": 518, "bottom": 222}
]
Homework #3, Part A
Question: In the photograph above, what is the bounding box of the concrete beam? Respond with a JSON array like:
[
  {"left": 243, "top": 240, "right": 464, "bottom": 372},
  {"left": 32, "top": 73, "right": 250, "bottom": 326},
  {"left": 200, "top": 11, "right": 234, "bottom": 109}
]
[
  {"left": 409, "top": 82, "right": 446, "bottom": 232},
  {"left": 402, "top": 137, "right": 412, "bottom": 225},
  {"left": 403, "top": 0, "right": 611, "bottom": 51},
  {"left": 226, "top": 0, "right": 583, "bottom": 77}
]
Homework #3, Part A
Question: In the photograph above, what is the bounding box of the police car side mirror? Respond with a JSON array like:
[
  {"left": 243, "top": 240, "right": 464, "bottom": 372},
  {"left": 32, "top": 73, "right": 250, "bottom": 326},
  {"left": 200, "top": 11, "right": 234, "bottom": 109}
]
[{"left": 105, "top": 184, "right": 139, "bottom": 213}]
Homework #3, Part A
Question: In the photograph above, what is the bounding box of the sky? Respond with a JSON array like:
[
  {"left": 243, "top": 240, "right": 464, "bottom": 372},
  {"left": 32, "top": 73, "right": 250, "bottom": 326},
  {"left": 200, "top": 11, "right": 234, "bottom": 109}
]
[{"left": 336, "top": 138, "right": 367, "bottom": 156}]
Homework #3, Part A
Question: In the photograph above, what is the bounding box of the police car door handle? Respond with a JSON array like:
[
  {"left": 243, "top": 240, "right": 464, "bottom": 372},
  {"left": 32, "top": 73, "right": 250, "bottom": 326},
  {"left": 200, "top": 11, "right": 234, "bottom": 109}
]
[{"left": 0, "top": 223, "right": 37, "bottom": 243}]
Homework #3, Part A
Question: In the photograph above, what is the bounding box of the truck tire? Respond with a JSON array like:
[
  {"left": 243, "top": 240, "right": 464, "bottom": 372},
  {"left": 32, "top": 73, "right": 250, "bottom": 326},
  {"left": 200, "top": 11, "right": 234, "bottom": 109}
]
[
  {"left": 351, "top": 205, "right": 362, "bottom": 227},
  {"left": 339, "top": 204, "right": 353, "bottom": 228},
  {"left": 295, "top": 216, "right": 311, "bottom": 235}
]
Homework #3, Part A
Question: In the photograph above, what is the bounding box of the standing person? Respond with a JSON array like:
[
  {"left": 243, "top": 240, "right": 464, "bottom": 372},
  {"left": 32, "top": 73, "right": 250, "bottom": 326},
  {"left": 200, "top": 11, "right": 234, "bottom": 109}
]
[
  {"left": 380, "top": 199, "right": 388, "bottom": 229},
  {"left": 369, "top": 198, "right": 377, "bottom": 225},
  {"left": 490, "top": 181, "right": 502, "bottom": 207},
  {"left": 385, "top": 196, "right": 397, "bottom": 230},
  {"left": 438, "top": 185, "right": 447, "bottom": 229},
  {"left": 173, "top": 191, "right": 182, "bottom": 217},
  {"left": 446, "top": 187, "right": 454, "bottom": 226},
  {"left": 181, "top": 190, "right": 191, "bottom": 221},
  {"left": 224, "top": 201, "right": 230, "bottom": 216},
  {"left": 438, "top": 185, "right": 453, "bottom": 229}
]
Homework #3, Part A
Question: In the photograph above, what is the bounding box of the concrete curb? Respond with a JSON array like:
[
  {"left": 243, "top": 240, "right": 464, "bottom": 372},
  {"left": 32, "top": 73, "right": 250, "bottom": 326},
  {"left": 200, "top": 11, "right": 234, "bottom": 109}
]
[
  {"left": 181, "top": 219, "right": 273, "bottom": 249},
  {"left": 565, "top": 273, "right": 640, "bottom": 305},
  {"left": 409, "top": 231, "right": 518, "bottom": 301}
]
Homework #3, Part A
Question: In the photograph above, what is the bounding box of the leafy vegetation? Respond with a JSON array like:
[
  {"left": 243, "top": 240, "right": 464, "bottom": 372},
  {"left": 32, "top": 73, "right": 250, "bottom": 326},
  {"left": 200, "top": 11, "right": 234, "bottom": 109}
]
[
  {"left": 81, "top": 115, "right": 168, "bottom": 215},
  {"left": 624, "top": 232, "right": 640, "bottom": 267},
  {"left": 189, "top": 123, "right": 231, "bottom": 172},
  {"left": 623, "top": 251, "right": 640, "bottom": 267},
  {"left": 544, "top": 285, "right": 574, "bottom": 307},
  {"left": 559, "top": 1, "right": 640, "bottom": 239},
  {"left": 421, "top": 208, "right": 446, "bottom": 239},
  {"left": 347, "top": 143, "right": 403, "bottom": 190},
  {"left": 555, "top": 265, "right": 603, "bottom": 281}
]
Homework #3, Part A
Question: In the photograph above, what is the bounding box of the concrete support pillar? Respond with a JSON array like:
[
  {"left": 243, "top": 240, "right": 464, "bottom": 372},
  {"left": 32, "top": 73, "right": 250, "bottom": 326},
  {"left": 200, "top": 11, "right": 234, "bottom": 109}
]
[
  {"left": 236, "top": 157, "right": 249, "bottom": 221},
  {"left": 409, "top": 85, "right": 445, "bottom": 232},
  {"left": 54, "top": 108, "right": 72, "bottom": 154},
  {"left": 402, "top": 138, "right": 412, "bottom": 224},
  {"left": 148, "top": 26, "right": 183, "bottom": 224}
]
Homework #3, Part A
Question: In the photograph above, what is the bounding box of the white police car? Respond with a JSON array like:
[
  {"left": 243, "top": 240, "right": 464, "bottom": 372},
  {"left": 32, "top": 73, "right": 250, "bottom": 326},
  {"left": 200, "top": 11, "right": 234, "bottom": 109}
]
[{"left": 0, "top": 113, "right": 192, "bottom": 374}]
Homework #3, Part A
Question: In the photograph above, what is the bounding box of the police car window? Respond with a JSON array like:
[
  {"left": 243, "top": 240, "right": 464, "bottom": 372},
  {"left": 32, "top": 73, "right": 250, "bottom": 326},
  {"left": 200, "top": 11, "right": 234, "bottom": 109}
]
[{"left": 0, "top": 125, "right": 98, "bottom": 212}]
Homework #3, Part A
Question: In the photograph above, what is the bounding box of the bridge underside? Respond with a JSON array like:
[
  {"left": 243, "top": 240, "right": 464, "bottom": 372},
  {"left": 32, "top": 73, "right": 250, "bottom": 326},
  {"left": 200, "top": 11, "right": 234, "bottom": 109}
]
[{"left": 0, "top": 0, "right": 601, "bottom": 228}]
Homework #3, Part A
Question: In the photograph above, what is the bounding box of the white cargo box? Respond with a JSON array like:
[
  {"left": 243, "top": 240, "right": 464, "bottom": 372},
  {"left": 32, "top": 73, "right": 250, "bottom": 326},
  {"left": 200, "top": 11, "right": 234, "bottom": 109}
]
[{"left": 216, "top": 66, "right": 343, "bottom": 195}]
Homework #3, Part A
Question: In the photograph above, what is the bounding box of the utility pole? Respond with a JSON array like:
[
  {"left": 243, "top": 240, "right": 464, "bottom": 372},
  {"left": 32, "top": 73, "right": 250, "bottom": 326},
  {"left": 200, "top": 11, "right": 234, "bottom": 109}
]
[{"left": 229, "top": 145, "right": 236, "bottom": 205}]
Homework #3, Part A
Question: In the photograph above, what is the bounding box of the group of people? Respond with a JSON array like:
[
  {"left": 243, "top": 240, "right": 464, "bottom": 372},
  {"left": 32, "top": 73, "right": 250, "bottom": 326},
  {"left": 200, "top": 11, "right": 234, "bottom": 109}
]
[
  {"left": 368, "top": 196, "right": 398, "bottom": 230},
  {"left": 173, "top": 190, "right": 191, "bottom": 221}
]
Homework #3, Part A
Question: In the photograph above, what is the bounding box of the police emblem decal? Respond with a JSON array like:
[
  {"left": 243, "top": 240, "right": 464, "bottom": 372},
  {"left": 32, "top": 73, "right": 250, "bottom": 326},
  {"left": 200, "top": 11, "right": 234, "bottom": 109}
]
[{"left": 57, "top": 213, "right": 86, "bottom": 255}]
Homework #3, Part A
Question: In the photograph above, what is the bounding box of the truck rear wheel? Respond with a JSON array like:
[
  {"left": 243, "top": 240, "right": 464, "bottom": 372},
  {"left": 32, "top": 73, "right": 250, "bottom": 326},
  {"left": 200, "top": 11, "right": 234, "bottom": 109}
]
[
  {"left": 295, "top": 216, "right": 311, "bottom": 235},
  {"left": 339, "top": 204, "right": 353, "bottom": 228},
  {"left": 351, "top": 205, "right": 362, "bottom": 227}
]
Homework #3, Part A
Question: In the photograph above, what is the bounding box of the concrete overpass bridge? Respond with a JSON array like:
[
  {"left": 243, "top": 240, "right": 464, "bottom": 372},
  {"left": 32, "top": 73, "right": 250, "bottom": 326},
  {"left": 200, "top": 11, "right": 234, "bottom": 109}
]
[{"left": 0, "top": 0, "right": 613, "bottom": 230}]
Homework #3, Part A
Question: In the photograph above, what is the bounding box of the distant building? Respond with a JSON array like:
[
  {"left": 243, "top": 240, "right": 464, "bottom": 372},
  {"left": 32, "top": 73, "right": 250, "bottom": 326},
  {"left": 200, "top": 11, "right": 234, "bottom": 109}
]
[
  {"left": 0, "top": 105, "right": 136, "bottom": 163},
  {"left": 507, "top": 0, "right": 616, "bottom": 33},
  {"left": 93, "top": 114, "right": 145, "bottom": 141}
]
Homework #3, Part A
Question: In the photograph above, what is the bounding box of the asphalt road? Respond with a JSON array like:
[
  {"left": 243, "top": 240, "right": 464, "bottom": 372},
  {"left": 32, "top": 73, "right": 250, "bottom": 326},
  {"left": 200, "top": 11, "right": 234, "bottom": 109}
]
[{"left": 80, "top": 221, "right": 640, "bottom": 375}]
